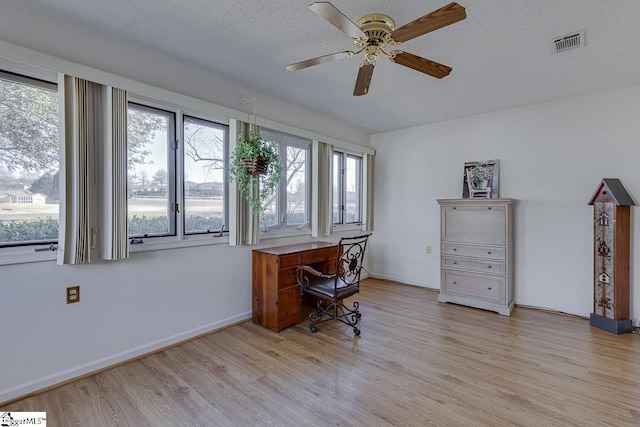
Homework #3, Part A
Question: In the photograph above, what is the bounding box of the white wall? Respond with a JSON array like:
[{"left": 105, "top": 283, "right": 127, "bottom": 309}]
[
  {"left": 371, "top": 85, "right": 640, "bottom": 324},
  {"left": 0, "top": 4, "right": 369, "bottom": 403},
  {"left": 1, "top": 245, "right": 250, "bottom": 400}
]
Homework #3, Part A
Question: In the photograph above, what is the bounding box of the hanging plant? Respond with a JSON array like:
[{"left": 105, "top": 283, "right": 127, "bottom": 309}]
[{"left": 229, "top": 131, "right": 284, "bottom": 215}]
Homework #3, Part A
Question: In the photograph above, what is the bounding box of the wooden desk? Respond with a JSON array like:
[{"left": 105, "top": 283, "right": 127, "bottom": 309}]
[{"left": 252, "top": 242, "right": 338, "bottom": 332}]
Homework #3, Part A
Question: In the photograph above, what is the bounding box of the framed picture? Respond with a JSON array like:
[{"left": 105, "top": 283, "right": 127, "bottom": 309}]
[{"left": 462, "top": 159, "right": 500, "bottom": 199}]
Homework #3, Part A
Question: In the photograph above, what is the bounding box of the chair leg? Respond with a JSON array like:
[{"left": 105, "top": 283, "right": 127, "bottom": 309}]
[{"left": 308, "top": 300, "right": 361, "bottom": 334}]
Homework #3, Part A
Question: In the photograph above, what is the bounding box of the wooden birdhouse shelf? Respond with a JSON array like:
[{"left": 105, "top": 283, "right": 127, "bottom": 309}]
[{"left": 587, "top": 178, "right": 635, "bottom": 334}]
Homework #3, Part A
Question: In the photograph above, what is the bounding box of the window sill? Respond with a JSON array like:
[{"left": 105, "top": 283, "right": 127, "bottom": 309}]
[
  {"left": 0, "top": 235, "right": 229, "bottom": 264},
  {"left": 259, "top": 228, "right": 311, "bottom": 241},
  {"left": 0, "top": 246, "right": 57, "bottom": 266},
  {"left": 129, "top": 234, "right": 229, "bottom": 253},
  {"left": 333, "top": 224, "right": 364, "bottom": 233}
]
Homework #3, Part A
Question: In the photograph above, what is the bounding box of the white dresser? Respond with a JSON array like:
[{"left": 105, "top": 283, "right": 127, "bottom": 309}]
[{"left": 437, "top": 198, "right": 515, "bottom": 315}]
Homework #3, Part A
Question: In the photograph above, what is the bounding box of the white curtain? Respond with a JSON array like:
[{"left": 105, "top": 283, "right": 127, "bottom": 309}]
[
  {"left": 57, "top": 76, "right": 129, "bottom": 263},
  {"left": 312, "top": 141, "right": 333, "bottom": 237},
  {"left": 101, "top": 87, "right": 129, "bottom": 260},
  {"left": 57, "top": 76, "right": 99, "bottom": 265},
  {"left": 230, "top": 120, "right": 260, "bottom": 246},
  {"left": 362, "top": 153, "right": 374, "bottom": 232}
]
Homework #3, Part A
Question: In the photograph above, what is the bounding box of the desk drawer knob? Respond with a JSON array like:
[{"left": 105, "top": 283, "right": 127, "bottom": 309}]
[
  {"left": 487, "top": 287, "right": 492, "bottom": 290},
  {"left": 453, "top": 281, "right": 457, "bottom": 285},
  {"left": 287, "top": 291, "right": 293, "bottom": 298},
  {"left": 488, "top": 251, "right": 492, "bottom": 255},
  {"left": 453, "top": 261, "right": 457, "bottom": 265},
  {"left": 453, "top": 248, "right": 457, "bottom": 251},
  {"left": 488, "top": 265, "right": 492, "bottom": 269}
]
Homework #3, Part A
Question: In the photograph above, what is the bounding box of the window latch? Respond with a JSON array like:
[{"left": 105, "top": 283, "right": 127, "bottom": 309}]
[
  {"left": 34, "top": 243, "right": 58, "bottom": 252},
  {"left": 130, "top": 238, "right": 144, "bottom": 245}
]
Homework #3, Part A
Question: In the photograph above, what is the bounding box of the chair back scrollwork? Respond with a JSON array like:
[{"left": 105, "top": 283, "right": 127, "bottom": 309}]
[{"left": 337, "top": 234, "right": 370, "bottom": 288}]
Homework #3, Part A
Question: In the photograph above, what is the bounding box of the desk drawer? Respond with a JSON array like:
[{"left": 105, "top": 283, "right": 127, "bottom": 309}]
[
  {"left": 278, "top": 285, "right": 301, "bottom": 329},
  {"left": 442, "top": 256, "right": 505, "bottom": 275},
  {"left": 278, "top": 267, "right": 298, "bottom": 288},
  {"left": 442, "top": 244, "right": 505, "bottom": 261},
  {"left": 300, "top": 247, "right": 335, "bottom": 265},
  {"left": 442, "top": 270, "right": 505, "bottom": 304},
  {"left": 279, "top": 254, "right": 300, "bottom": 268}
]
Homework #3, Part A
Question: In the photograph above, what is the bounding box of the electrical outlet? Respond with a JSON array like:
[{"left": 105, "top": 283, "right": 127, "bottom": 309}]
[
  {"left": 426, "top": 245, "right": 432, "bottom": 254},
  {"left": 66, "top": 285, "right": 80, "bottom": 304}
]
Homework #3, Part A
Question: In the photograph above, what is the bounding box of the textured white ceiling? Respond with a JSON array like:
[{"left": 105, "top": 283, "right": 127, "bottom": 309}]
[{"left": 12, "top": 0, "right": 640, "bottom": 134}]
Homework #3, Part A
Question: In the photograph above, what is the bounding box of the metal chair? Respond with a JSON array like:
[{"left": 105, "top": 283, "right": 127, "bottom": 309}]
[{"left": 297, "top": 234, "right": 371, "bottom": 335}]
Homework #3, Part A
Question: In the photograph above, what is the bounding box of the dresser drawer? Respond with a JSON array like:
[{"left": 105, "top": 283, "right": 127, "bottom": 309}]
[
  {"left": 442, "top": 270, "right": 505, "bottom": 304},
  {"left": 441, "top": 243, "right": 505, "bottom": 261},
  {"left": 443, "top": 256, "right": 506, "bottom": 275},
  {"left": 442, "top": 205, "right": 506, "bottom": 245}
]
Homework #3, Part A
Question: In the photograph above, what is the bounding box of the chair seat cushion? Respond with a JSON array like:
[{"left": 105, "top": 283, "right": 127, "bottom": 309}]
[{"left": 304, "top": 276, "right": 359, "bottom": 300}]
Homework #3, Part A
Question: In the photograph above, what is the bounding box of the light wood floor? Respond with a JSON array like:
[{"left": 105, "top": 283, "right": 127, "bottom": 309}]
[{"left": 3, "top": 278, "right": 640, "bottom": 426}]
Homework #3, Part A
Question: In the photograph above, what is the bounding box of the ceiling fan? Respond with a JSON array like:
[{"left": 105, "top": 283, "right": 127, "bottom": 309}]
[{"left": 286, "top": 2, "right": 466, "bottom": 96}]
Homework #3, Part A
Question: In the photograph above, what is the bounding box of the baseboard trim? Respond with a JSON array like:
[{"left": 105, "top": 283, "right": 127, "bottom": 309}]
[
  {"left": 367, "top": 272, "right": 436, "bottom": 290},
  {"left": 0, "top": 311, "right": 251, "bottom": 405}
]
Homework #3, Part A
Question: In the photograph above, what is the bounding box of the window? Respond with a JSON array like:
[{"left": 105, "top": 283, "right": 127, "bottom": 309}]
[
  {"left": 183, "top": 115, "right": 228, "bottom": 234},
  {"left": 333, "top": 151, "right": 362, "bottom": 225},
  {"left": 259, "top": 129, "right": 311, "bottom": 231},
  {"left": 127, "top": 102, "right": 229, "bottom": 242},
  {"left": 127, "top": 103, "right": 177, "bottom": 238},
  {"left": 0, "top": 71, "right": 59, "bottom": 247}
]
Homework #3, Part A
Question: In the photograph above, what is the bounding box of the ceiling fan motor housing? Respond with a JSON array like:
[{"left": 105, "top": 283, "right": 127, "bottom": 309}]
[{"left": 354, "top": 14, "right": 397, "bottom": 52}]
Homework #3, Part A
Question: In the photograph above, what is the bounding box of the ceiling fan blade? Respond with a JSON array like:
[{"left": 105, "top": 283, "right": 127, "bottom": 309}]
[
  {"left": 309, "top": 2, "right": 366, "bottom": 39},
  {"left": 286, "top": 51, "right": 352, "bottom": 71},
  {"left": 390, "top": 51, "right": 452, "bottom": 79},
  {"left": 353, "top": 63, "right": 375, "bottom": 96},
  {"left": 390, "top": 2, "right": 466, "bottom": 43}
]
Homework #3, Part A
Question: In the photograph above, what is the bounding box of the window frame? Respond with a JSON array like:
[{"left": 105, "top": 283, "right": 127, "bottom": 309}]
[
  {"left": 333, "top": 150, "right": 363, "bottom": 228},
  {"left": 182, "top": 114, "right": 229, "bottom": 237},
  {"left": 0, "top": 68, "right": 60, "bottom": 253},
  {"left": 127, "top": 101, "right": 178, "bottom": 240},
  {"left": 259, "top": 128, "right": 312, "bottom": 235},
  {"left": 125, "top": 97, "right": 231, "bottom": 250}
]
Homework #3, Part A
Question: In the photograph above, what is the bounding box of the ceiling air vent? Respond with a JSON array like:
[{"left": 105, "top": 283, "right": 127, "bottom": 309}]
[{"left": 552, "top": 30, "right": 585, "bottom": 53}]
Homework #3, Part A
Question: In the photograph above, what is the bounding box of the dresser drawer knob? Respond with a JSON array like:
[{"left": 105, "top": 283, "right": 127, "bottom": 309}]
[
  {"left": 487, "top": 251, "right": 492, "bottom": 254},
  {"left": 453, "top": 281, "right": 457, "bottom": 285},
  {"left": 453, "top": 248, "right": 457, "bottom": 251},
  {"left": 287, "top": 291, "right": 293, "bottom": 298},
  {"left": 487, "top": 287, "right": 492, "bottom": 290},
  {"left": 453, "top": 261, "right": 457, "bottom": 265},
  {"left": 488, "top": 207, "right": 492, "bottom": 210},
  {"left": 487, "top": 265, "right": 492, "bottom": 269},
  {"left": 288, "top": 272, "right": 294, "bottom": 277}
]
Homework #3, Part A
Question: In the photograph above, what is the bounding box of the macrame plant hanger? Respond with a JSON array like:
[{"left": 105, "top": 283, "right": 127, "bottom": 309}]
[{"left": 240, "top": 95, "right": 258, "bottom": 136}]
